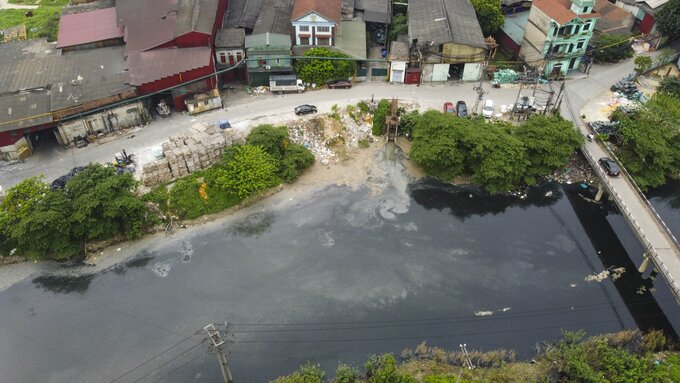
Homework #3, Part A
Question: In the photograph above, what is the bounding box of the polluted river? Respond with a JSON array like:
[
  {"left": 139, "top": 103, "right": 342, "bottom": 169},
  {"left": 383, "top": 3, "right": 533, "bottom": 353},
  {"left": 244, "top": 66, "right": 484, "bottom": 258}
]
[{"left": 1, "top": 144, "right": 680, "bottom": 383}]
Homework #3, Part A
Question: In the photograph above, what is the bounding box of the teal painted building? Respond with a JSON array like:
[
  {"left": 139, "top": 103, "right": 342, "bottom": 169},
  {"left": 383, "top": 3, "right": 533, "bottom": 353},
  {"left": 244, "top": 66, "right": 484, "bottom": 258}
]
[
  {"left": 519, "top": 0, "right": 600, "bottom": 76},
  {"left": 244, "top": 32, "right": 294, "bottom": 87}
]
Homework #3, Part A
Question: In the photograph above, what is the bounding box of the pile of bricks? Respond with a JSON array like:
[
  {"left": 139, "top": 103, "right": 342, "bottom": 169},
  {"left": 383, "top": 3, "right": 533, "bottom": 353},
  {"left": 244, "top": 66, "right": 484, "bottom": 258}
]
[{"left": 141, "top": 122, "right": 241, "bottom": 187}]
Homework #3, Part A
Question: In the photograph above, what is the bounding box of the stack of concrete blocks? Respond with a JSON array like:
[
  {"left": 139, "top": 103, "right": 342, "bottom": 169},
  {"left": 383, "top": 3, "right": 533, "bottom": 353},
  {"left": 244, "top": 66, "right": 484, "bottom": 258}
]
[{"left": 141, "top": 122, "right": 241, "bottom": 187}]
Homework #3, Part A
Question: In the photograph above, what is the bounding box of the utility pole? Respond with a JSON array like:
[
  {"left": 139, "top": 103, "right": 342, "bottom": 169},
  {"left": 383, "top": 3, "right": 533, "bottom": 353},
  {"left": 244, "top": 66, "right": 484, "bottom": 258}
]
[
  {"left": 204, "top": 323, "right": 234, "bottom": 383},
  {"left": 460, "top": 343, "right": 475, "bottom": 370},
  {"left": 472, "top": 60, "right": 488, "bottom": 115}
]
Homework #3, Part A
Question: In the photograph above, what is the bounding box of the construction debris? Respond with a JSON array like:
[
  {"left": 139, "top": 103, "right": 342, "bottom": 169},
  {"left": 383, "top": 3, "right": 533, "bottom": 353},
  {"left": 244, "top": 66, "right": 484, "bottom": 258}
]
[{"left": 140, "top": 122, "right": 242, "bottom": 187}]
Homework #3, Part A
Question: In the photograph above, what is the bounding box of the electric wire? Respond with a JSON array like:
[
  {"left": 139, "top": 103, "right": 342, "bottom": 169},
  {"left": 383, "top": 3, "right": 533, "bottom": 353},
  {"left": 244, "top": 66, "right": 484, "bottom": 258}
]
[
  {"left": 108, "top": 332, "right": 202, "bottom": 382},
  {"left": 130, "top": 340, "right": 207, "bottom": 383},
  {"left": 148, "top": 350, "right": 207, "bottom": 383}
]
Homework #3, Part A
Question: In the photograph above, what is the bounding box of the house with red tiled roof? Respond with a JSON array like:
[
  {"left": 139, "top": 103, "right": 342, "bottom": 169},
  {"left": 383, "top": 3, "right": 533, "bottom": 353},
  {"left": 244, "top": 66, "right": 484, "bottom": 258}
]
[
  {"left": 291, "top": 0, "right": 342, "bottom": 46},
  {"left": 519, "top": 0, "right": 600, "bottom": 76}
]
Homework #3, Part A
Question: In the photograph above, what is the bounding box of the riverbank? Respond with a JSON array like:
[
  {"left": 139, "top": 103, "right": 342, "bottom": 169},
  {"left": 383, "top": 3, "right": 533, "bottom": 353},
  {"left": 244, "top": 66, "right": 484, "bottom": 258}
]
[{"left": 0, "top": 139, "right": 389, "bottom": 291}]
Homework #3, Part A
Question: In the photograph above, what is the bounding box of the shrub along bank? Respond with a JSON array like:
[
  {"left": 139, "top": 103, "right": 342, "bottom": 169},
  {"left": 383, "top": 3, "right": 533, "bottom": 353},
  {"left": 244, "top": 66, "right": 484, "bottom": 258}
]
[
  {"left": 405, "top": 111, "right": 583, "bottom": 193},
  {"left": 0, "top": 124, "right": 314, "bottom": 260},
  {"left": 271, "top": 330, "right": 680, "bottom": 383}
]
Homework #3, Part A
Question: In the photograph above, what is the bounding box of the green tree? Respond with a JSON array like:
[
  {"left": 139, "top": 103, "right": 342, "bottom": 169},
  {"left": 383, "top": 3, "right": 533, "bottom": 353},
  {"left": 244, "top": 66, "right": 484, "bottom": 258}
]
[
  {"left": 372, "top": 99, "right": 392, "bottom": 135},
  {"left": 656, "top": 0, "right": 680, "bottom": 40},
  {"left": 335, "top": 363, "right": 360, "bottom": 383},
  {"left": 11, "top": 190, "right": 78, "bottom": 260},
  {"left": 216, "top": 145, "right": 280, "bottom": 198},
  {"left": 280, "top": 143, "right": 315, "bottom": 183},
  {"left": 0, "top": 176, "right": 49, "bottom": 241},
  {"left": 613, "top": 94, "right": 680, "bottom": 189},
  {"left": 512, "top": 115, "right": 583, "bottom": 185},
  {"left": 470, "top": 0, "right": 504, "bottom": 36},
  {"left": 67, "top": 164, "right": 147, "bottom": 243},
  {"left": 410, "top": 111, "right": 467, "bottom": 180},
  {"left": 634, "top": 55, "right": 653, "bottom": 74},
  {"left": 294, "top": 47, "right": 356, "bottom": 86},
  {"left": 657, "top": 76, "right": 680, "bottom": 98},
  {"left": 389, "top": 14, "right": 408, "bottom": 42},
  {"left": 246, "top": 124, "right": 290, "bottom": 160},
  {"left": 465, "top": 125, "right": 529, "bottom": 193},
  {"left": 590, "top": 34, "right": 634, "bottom": 63}
]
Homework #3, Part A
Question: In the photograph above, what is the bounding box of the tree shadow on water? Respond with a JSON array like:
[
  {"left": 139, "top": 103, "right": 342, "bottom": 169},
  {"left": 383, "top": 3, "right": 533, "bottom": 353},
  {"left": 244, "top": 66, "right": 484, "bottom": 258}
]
[
  {"left": 111, "top": 251, "right": 155, "bottom": 275},
  {"left": 230, "top": 211, "right": 275, "bottom": 238},
  {"left": 32, "top": 274, "right": 96, "bottom": 295},
  {"left": 408, "top": 178, "right": 563, "bottom": 220}
]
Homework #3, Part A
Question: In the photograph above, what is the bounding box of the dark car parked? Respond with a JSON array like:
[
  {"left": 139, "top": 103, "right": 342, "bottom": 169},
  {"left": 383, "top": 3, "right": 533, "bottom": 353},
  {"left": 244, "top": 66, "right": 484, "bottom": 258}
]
[
  {"left": 294, "top": 104, "right": 317, "bottom": 115},
  {"left": 456, "top": 101, "right": 467, "bottom": 117},
  {"left": 599, "top": 157, "right": 621, "bottom": 176},
  {"left": 328, "top": 80, "right": 352, "bottom": 89}
]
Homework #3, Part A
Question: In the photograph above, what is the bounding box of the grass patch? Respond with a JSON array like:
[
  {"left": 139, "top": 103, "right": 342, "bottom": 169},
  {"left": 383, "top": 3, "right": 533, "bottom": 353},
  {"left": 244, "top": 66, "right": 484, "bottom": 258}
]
[
  {"left": 0, "top": 5, "right": 62, "bottom": 41},
  {"left": 8, "top": 0, "right": 68, "bottom": 5}
]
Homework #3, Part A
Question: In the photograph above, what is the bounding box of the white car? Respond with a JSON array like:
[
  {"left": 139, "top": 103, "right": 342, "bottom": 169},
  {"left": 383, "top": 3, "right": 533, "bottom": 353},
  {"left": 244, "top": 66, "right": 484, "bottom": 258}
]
[{"left": 482, "top": 99, "right": 494, "bottom": 118}]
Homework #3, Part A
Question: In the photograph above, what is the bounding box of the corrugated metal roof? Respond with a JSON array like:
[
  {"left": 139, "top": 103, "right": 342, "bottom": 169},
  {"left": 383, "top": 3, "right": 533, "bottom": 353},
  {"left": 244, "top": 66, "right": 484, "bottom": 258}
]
[
  {"left": 0, "top": 42, "right": 132, "bottom": 132},
  {"left": 215, "top": 28, "right": 246, "bottom": 47},
  {"left": 223, "top": 0, "right": 263, "bottom": 29},
  {"left": 175, "top": 0, "right": 219, "bottom": 36},
  {"left": 245, "top": 32, "right": 292, "bottom": 49},
  {"left": 61, "top": 0, "right": 115, "bottom": 15},
  {"left": 408, "top": 0, "right": 487, "bottom": 49},
  {"left": 0, "top": 91, "right": 52, "bottom": 133},
  {"left": 117, "top": 0, "right": 178, "bottom": 53},
  {"left": 124, "top": 47, "right": 212, "bottom": 86},
  {"left": 500, "top": 11, "right": 529, "bottom": 45},
  {"left": 335, "top": 20, "right": 367, "bottom": 59},
  {"left": 252, "top": 0, "right": 294, "bottom": 35},
  {"left": 361, "top": 0, "right": 391, "bottom": 24},
  {"left": 56, "top": 7, "right": 124, "bottom": 49}
]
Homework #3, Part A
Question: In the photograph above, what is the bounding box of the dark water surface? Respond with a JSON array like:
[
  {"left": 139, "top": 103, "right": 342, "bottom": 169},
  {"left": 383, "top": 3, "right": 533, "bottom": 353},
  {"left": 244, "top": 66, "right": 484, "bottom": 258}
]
[{"left": 1, "top": 156, "right": 680, "bottom": 382}]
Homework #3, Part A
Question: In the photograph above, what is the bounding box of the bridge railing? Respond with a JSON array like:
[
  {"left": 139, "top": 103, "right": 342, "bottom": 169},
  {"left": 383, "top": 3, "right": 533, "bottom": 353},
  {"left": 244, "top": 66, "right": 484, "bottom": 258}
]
[{"left": 581, "top": 146, "right": 680, "bottom": 301}]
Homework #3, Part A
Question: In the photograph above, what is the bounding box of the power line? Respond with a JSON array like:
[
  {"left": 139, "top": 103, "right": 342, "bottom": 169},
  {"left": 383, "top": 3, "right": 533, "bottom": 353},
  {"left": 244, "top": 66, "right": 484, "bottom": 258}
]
[
  {"left": 227, "top": 294, "right": 677, "bottom": 329},
  {"left": 130, "top": 340, "right": 207, "bottom": 383},
  {"left": 108, "top": 333, "right": 201, "bottom": 382},
  {"left": 148, "top": 351, "right": 207, "bottom": 383},
  {"left": 232, "top": 317, "right": 631, "bottom": 345}
]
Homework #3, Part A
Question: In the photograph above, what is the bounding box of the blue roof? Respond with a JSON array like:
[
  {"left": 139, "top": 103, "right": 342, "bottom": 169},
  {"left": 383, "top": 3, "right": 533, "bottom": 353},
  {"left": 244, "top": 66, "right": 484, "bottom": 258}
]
[{"left": 501, "top": 11, "right": 530, "bottom": 45}]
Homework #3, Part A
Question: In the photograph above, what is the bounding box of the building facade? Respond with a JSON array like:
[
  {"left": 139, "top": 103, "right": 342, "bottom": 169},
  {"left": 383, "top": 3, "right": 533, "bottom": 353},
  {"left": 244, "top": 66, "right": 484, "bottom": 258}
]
[
  {"left": 245, "top": 32, "right": 294, "bottom": 86},
  {"left": 520, "top": 0, "right": 599, "bottom": 76},
  {"left": 291, "top": 0, "right": 341, "bottom": 46}
]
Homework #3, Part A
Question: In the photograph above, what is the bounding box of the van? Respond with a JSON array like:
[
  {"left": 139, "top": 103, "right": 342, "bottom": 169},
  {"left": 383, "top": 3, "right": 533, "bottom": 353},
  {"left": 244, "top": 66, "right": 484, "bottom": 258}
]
[{"left": 482, "top": 99, "right": 494, "bottom": 118}]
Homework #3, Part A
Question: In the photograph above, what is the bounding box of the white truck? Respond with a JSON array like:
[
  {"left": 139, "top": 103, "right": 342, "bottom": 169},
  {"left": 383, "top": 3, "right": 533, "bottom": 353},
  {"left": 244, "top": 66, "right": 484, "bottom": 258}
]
[{"left": 269, "top": 75, "right": 305, "bottom": 94}]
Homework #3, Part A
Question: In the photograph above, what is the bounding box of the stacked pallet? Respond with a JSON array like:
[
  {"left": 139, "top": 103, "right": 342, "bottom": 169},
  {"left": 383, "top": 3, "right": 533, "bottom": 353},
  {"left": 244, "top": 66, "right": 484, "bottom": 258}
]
[{"left": 141, "top": 122, "right": 241, "bottom": 187}]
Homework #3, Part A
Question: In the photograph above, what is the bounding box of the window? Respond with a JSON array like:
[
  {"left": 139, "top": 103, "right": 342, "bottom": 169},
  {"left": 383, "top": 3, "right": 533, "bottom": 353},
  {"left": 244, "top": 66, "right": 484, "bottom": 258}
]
[
  {"left": 204, "top": 100, "right": 209, "bottom": 106},
  {"left": 573, "top": 25, "right": 580, "bottom": 34},
  {"left": 316, "top": 26, "right": 330, "bottom": 33},
  {"left": 219, "top": 52, "right": 227, "bottom": 64},
  {"left": 237, "top": 52, "right": 243, "bottom": 62},
  {"left": 299, "top": 25, "right": 309, "bottom": 32},
  {"left": 317, "top": 37, "right": 330, "bottom": 46},
  {"left": 229, "top": 54, "right": 235, "bottom": 65},
  {"left": 583, "top": 21, "right": 591, "bottom": 31},
  {"left": 552, "top": 44, "right": 560, "bottom": 53},
  {"left": 300, "top": 36, "right": 310, "bottom": 45},
  {"left": 577, "top": 40, "right": 584, "bottom": 49},
  {"left": 583, "top": 6, "right": 588, "bottom": 12}
]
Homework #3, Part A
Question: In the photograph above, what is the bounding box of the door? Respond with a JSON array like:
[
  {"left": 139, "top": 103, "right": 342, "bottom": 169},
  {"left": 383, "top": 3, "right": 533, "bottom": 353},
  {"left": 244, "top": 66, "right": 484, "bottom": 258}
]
[{"left": 431, "top": 64, "right": 450, "bottom": 82}]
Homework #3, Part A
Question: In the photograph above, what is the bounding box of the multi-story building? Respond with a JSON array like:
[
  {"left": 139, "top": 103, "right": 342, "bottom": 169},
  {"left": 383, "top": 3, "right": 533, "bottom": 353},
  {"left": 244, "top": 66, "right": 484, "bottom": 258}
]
[
  {"left": 519, "top": 0, "right": 600, "bottom": 76},
  {"left": 291, "top": 0, "right": 341, "bottom": 46}
]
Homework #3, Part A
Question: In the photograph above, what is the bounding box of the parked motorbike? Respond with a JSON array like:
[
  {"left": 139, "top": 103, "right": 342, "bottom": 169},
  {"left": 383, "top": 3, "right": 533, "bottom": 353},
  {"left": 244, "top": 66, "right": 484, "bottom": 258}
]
[{"left": 156, "top": 100, "right": 171, "bottom": 118}]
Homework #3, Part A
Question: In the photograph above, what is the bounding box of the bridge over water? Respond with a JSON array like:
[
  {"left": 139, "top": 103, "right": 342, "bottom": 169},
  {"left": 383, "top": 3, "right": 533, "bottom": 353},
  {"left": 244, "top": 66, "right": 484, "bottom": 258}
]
[{"left": 563, "top": 88, "right": 680, "bottom": 305}]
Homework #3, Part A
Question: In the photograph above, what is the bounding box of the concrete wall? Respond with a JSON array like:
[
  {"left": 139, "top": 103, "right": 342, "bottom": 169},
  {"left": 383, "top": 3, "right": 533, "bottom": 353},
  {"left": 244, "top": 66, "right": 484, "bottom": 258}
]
[
  {"left": 441, "top": 43, "right": 486, "bottom": 64},
  {"left": 519, "top": 19, "right": 547, "bottom": 65},
  {"left": 56, "top": 101, "right": 148, "bottom": 146}
]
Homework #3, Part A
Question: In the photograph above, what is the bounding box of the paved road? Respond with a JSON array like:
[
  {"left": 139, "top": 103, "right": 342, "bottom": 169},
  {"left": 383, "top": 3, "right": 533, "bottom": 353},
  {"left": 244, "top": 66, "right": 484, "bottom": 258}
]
[
  {"left": 0, "top": 53, "right": 665, "bottom": 192},
  {"left": 1, "top": 83, "right": 522, "bottom": 188},
  {"left": 561, "top": 68, "right": 680, "bottom": 304}
]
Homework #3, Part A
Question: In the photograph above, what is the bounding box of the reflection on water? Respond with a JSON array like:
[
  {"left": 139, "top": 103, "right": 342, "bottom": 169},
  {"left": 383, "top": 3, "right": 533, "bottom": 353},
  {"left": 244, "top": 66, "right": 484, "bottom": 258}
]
[
  {"left": 32, "top": 274, "right": 96, "bottom": 294},
  {"left": 230, "top": 211, "right": 276, "bottom": 238}
]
